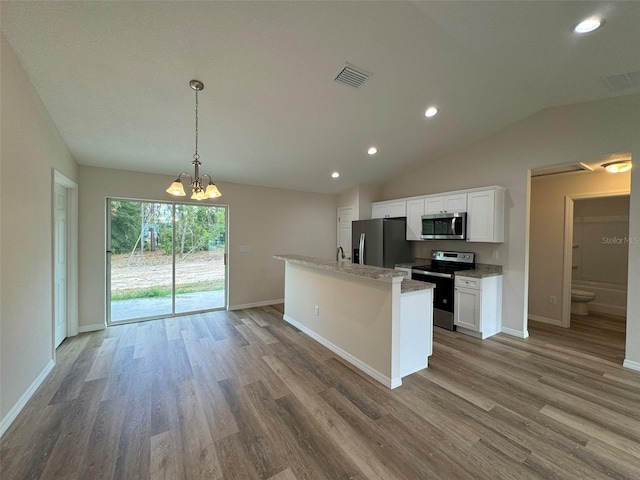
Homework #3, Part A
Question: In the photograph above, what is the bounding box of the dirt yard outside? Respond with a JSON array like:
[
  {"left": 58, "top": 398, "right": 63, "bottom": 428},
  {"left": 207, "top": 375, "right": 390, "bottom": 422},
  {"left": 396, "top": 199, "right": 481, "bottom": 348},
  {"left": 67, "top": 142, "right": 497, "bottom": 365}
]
[{"left": 110, "top": 249, "right": 225, "bottom": 293}]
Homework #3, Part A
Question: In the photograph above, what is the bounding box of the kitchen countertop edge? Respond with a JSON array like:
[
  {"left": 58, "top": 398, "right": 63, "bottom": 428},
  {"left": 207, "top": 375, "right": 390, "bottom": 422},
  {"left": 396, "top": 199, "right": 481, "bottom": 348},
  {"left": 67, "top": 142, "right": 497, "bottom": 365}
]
[{"left": 274, "top": 254, "right": 435, "bottom": 292}]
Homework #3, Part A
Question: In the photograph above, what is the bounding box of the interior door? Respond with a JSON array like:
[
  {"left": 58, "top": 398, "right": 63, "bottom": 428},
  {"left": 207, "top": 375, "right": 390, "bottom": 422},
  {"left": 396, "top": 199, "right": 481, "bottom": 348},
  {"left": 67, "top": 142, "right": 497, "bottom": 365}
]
[
  {"left": 337, "top": 206, "right": 353, "bottom": 260},
  {"left": 54, "top": 183, "right": 67, "bottom": 347}
]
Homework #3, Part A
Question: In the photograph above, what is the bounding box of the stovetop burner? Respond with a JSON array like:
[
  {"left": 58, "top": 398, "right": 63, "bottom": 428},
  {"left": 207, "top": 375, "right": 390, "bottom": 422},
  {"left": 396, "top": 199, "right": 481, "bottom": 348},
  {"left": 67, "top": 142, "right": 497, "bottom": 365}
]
[{"left": 412, "top": 250, "right": 475, "bottom": 274}]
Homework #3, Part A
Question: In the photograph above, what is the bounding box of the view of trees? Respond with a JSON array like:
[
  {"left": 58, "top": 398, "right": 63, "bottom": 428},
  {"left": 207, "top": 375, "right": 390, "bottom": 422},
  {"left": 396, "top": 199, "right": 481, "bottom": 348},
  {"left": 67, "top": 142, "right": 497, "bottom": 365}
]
[{"left": 109, "top": 200, "right": 225, "bottom": 256}]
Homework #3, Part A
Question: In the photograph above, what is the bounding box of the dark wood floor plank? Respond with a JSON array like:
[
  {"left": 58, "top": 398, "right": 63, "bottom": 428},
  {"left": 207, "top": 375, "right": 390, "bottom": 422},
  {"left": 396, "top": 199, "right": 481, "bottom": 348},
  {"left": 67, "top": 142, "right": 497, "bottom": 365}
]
[
  {"left": 2, "top": 307, "right": 639, "bottom": 480},
  {"left": 214, "top": 432, "right": 261, "bottom": 480},
  {"left": 176, "top": 379, "right": 222, "bottom": 479},
  {"left": 112, "top": 356, "right": 152, "bottom": 480},
  {"left": 40, "top": 378, "right": 107, "bottom": 478},
  {"left": 77, "top": 397, "right": 126, "bottom": 479},
  {"left": 150, "top": 428, "right": 186, "bottom": 480},
  {"left": 218, "top": 377, "right": 283, "bottom": 479}
]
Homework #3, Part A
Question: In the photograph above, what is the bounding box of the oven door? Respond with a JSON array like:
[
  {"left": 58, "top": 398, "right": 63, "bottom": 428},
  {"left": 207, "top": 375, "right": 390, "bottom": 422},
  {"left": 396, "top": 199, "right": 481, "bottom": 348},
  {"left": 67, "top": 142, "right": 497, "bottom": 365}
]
[{"left": 412, "top": 270, "right": 455, "bottom": 330}]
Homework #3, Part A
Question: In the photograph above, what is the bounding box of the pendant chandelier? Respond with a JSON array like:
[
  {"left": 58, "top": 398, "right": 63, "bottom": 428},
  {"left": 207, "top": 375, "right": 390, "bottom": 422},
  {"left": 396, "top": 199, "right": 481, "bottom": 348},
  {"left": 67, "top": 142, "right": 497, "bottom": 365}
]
[{"left": 166, "top": 80, "right": 222, "bottom": 200}]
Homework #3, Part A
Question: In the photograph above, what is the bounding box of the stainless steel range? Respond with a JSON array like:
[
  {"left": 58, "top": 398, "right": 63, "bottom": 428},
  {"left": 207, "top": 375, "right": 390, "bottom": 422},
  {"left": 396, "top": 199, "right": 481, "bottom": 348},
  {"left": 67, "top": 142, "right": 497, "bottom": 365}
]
[{"left": 411, "top": 250, "right": 475, "bottom": 331}]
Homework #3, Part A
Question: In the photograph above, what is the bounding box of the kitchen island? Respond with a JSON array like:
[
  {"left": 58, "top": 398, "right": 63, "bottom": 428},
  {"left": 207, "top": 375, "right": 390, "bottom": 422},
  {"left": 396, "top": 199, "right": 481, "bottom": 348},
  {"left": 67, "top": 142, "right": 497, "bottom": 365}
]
[{"left": 274, "top": 254, "right": 434, "bottom": 389}]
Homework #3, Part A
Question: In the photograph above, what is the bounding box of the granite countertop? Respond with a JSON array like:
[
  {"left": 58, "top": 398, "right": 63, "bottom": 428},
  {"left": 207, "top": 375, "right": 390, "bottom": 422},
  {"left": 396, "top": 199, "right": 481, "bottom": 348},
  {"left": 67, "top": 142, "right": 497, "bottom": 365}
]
[
  {"left": 274, "top": 254, "right": 406, "bottom": 280},
  {"left": 401, "top": 279, "right": 435, "bottom": 293},
  {"left": 274, "top": 254, "right": 435, "bottom": 292},
  {"left": 395, "top": 258, "right": 431, "bottom": 268},
  {"left": 455, "top": 263, "right": 503, "bottom": 278}
]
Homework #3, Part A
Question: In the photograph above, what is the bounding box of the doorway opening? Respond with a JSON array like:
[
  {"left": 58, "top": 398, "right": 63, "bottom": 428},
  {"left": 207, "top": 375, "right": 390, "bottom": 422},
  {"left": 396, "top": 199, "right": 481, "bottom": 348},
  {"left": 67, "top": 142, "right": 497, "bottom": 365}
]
[
  {"left": 562, "top": 194, "right": 630, "bottom": 328},
  {"left": 527, "top": 158, "right": 630, "bottom": 364},
  {"left": 106, "top": 199, "right": 228, "bottom": 324}
]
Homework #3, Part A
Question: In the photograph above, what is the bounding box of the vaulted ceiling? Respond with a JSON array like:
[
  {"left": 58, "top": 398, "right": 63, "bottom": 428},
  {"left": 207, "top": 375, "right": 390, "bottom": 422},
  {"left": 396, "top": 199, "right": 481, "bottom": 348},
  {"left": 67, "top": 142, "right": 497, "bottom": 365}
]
[{"left": 2, "top": 1, "right": 640, "bottom": 194}]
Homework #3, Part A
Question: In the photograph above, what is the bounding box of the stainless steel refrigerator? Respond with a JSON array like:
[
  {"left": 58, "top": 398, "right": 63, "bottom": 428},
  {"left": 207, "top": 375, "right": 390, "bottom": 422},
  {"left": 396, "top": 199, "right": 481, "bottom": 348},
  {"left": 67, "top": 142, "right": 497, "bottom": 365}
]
[{"left": 351, "top": 218, "right": 413, "bottom": 268}]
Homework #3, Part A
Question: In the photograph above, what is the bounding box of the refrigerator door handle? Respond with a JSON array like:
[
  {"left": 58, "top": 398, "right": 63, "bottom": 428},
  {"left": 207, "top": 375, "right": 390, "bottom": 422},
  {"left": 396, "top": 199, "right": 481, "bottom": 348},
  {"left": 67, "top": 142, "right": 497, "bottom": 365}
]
[{"left": 359, "top": 233, "right": 365, "bottom": 265}]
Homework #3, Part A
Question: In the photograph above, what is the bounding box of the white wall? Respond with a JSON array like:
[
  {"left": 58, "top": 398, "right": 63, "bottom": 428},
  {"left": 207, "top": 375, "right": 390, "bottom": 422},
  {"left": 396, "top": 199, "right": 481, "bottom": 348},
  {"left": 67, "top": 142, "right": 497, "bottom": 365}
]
[
  {"left": 380, "top": 93, "right": 640, "bottom": 366},
  {"left": 0, "top": 36, "right": 77, "bottom": 428},
  {"left": 77, "top": 166, "right": 337, "bottom": 329},
  {"left": 627, "top": 163, "right": 640, "bottom": 369},
  {"left": 283, "top": 262, "right": 394, "bottom": 378},
  {"left": 337, "top": 184, "right": 379, "bottom": 221},
  {"left": 529, "top": 171, "right": 630, "bottom": 323}
]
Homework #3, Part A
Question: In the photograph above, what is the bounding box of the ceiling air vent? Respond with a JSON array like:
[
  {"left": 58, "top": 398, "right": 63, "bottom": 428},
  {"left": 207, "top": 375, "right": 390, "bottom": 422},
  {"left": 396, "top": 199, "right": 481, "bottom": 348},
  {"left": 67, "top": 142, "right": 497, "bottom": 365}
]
[
  {"left": 334, "top": 63, "right": 371, "bottom": 88},
  {"left": 601, "top": 71, "right": 640, "bottom": 92},
  {"left": 531, "top": 162, "right": 593, "bottom": 177}
]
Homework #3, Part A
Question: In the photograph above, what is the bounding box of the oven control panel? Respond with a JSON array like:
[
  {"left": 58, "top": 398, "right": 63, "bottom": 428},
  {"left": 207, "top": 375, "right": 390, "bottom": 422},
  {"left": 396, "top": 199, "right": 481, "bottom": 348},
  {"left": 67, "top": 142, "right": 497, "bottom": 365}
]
[{"left": 431, "top": 250, "right": 475, "bottom": 264}]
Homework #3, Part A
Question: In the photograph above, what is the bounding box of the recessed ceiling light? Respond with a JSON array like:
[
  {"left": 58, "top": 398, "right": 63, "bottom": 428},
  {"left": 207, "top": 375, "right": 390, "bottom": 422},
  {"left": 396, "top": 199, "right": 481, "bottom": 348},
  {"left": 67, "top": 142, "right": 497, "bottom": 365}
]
[
  {"left": 367, "top": 147, "right": 378, "bottom": 155},
  {"left": 331, "top": 172, "right": 340, "bottom": 178},
  {"left": 574, "top": 17, "right": 602, "bottom": 34},
  {"left": 424, "top": 106, "right": 438, "bottom": 118}
]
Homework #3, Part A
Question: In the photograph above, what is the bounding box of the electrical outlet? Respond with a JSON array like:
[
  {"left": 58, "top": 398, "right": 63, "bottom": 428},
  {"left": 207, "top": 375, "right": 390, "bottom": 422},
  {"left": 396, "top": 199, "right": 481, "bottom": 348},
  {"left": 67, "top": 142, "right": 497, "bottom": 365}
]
[
  {"left": 239, "top": 245, "right": 251, "bottom": 253},
  {"left": 491, "top": 250, "right": 499, "bottom": 259},
  {"left": 314, "top": 305, "right": 320, "bottom": 316},
  {"left": 549, "top": 296, "right": 557, "bottom": 305}
]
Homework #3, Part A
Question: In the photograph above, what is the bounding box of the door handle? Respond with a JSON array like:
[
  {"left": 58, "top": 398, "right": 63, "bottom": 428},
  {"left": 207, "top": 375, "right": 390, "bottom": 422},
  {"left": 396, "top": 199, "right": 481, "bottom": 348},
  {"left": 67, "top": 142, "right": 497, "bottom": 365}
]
[{"left": 359, "top": 233, "right": 365, "bottom": 265}]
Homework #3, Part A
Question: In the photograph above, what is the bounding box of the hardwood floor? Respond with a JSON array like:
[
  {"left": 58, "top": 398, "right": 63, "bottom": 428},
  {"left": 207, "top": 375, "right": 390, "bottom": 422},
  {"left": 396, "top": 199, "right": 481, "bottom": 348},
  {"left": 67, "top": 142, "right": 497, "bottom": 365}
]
[
  {"left": 528, "top": 311, "right": 627, "bottom": 364},
  {"left": 2, "top": 305, "right": 639, "bottom": 479}
]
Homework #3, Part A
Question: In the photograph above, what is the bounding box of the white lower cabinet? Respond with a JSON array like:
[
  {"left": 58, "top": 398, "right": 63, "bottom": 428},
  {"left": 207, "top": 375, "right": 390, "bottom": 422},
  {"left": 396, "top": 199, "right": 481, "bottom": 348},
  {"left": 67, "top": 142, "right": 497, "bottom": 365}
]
[{"left": 454, "top": 275, "right": 502, "bottom": 339}]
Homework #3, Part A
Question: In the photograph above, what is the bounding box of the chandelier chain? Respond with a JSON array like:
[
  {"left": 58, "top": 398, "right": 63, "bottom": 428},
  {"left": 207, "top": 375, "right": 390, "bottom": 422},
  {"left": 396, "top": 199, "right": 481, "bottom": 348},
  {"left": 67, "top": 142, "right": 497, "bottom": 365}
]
[
  {"left": 166, "top": 79, "right": 221, "bottom": 200},
  {"left": 194, "top": 89, "right": 199, "bottom": 160}
]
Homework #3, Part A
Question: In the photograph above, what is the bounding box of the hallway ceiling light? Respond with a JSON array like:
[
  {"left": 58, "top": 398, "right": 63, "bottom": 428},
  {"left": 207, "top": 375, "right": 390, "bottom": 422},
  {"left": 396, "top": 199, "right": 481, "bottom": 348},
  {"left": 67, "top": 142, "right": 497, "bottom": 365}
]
[
  {"left": 367, "top": 147, "right": 378, "bottom": 155},
  {"left": 166, "top": 80, "right": 222, "bottom": 200},
  {"left": 602, "top": 160, "right": 632, "bottom": 173}
]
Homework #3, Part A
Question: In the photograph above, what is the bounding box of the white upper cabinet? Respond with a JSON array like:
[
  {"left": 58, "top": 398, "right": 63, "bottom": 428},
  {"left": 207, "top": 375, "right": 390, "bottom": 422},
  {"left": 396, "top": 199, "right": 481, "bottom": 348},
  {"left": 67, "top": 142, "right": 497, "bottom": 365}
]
[
  {"left": 370, "top": 186, "right": 505, "bottom": 242},
  {"left": 424, "top": 193, "right": 467, "bottom": 214},
  {"left": 466, "top": 188, "right": 505, "bottom": 243},
  {"left": 371, "top": 200, "right": 406, "bottom": 219},
  {"left": 405, "top": 198, "right": 425, "bottom": 241}
]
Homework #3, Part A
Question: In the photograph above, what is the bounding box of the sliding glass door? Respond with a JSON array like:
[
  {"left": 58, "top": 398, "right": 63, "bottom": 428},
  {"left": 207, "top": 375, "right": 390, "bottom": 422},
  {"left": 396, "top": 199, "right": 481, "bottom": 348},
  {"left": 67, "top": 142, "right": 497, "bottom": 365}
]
[
  {"left": 107, "top": 199, "right": 227, "bottom": 324},
  {"left": 174, "top": 204, "right": 226, "bottom": 314}
]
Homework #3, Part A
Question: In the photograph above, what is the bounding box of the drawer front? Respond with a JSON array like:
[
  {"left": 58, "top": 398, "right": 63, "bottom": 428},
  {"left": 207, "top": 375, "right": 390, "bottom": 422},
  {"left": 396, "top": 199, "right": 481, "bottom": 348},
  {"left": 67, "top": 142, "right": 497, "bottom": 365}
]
[{"left": 455, "top": 276, "right": 479, "bottom": 289}]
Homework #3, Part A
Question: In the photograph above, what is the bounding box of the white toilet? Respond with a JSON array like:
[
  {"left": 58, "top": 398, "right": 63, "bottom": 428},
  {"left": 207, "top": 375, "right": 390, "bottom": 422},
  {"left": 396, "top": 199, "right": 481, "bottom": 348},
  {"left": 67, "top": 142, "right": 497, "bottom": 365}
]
[{"left": 571, "top": 288, "right": 596, "bottom": 315}]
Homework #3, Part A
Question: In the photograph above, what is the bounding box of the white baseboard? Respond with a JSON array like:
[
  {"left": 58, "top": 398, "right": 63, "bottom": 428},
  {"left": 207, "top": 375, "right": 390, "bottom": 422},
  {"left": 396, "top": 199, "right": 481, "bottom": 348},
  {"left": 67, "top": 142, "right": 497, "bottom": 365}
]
[
  {"left": 623, "top": 359, "right": 640, "bottom": 372},
  {"left": 282, "top": 314, "right": 400, "bottom": 389},
  {"left": 229, "top": 299, "right": 284, "bottom": 311},
  {"left": 79, "top": 323, "right": 105, "bottom": 333},
  {"left": 528, "top": 314, "right": 563, "bottom": 327},
  {"left": 0, "top": 359, "right": 55, "bottom": 438},
  {"left": 501, "top": 326, "right": 529, "bottom": 339},
  {"left": 589, "top": 304, "right": 627, "bottom": 317}
]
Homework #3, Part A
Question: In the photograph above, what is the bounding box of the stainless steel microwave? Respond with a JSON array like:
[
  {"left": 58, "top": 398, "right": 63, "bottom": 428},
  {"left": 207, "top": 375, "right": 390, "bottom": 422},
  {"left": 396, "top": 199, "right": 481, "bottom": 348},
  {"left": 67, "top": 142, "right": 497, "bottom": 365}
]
[{"left": 420, "top": 212, "right": 467, "bottom": 240}]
